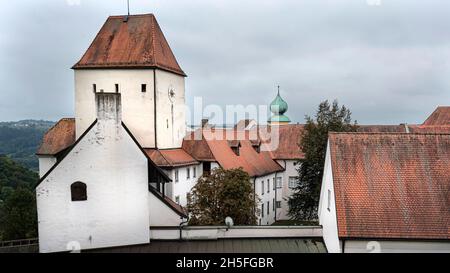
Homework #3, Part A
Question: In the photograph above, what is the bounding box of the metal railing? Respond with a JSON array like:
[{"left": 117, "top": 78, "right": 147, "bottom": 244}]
[{"left": 0, "top": 238, "right": 38, "bottom": 248}]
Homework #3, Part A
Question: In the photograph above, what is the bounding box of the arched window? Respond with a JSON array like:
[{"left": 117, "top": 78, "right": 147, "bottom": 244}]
[{"left": 71, "top": 182, "right": 87, "bottom": 201}]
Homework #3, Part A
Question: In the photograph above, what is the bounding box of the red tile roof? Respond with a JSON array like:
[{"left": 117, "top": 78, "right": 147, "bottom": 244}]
[
  {"left": 36, "top": 118, "right": 76, "bottom": 155},
  {"left": 357, "top": 124, "right": 408, "bottom": 133},
  {"left": 183, "top": 129, "right": 284, "bottom": 177},
  {"left": 423, "top": 107, "right": 450, "bottom": 126},
  {"left": 72, "top": 14, "right": 186, "bottom": 76},
  {"left": 260, "top": 124, "right": 305, "bottom": 160},
  {"left": 145, "top": 148, "right": 198, "bottom": 168},
  {"left": 329, "top": 132, "right": 450, "bottom": 240}
]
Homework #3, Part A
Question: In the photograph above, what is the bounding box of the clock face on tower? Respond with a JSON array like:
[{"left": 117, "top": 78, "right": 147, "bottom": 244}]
[{"left": 168, "top": 85, "right": 176, "bottom": 103}]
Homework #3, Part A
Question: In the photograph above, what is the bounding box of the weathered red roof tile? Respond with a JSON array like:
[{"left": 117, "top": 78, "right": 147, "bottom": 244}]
[
  {"left": 145, "top": 148, "right": 198, "bottom": 168},
  {"left": 329, "top": 132, "right": 450, "bottom": 240},
  {"left": 183, "top": 128, "right": 284, "bottom": 177},
  {"left": 423, "top": 107, "right": 450, "bottom": 126},
  {"left": 72, "top": 14, "right": 186, "bottom": 76},
  {"left": 36, "top": 118, "right": 76, "bottom": 155}
]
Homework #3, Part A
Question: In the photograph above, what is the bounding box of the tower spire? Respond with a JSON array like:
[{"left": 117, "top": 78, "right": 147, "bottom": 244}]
[{"left": 268, "top": 86, "right": 291, "bottom": 125}]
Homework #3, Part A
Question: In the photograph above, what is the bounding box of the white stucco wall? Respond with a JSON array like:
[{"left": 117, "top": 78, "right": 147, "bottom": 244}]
[
  {"left": 148, "top": 192, "right": 184, "bottom": 227},
  {"left": 275, "top": 160, "right": 298, "bottom": 220},
  {"left": 36, "top": 118, "right": 150, "bottom": 253},
  {"left": 38, "top": 156, "right": 57, "bottom": 178},
  {"left": 154, "top": 69, "right": 186, "bottom": 149},
  {"left": 342, "top": 240, "right": 450, "bottom": 253},
  {"left": 255, "top": 173, "right": 277, "bottom": 225},
  {"left": 318, "top": 141, "right": 341, "bottom": 253},
  {"left": 166, "top": 164, "right": 202, "bottom": 207},
  {"left": 74, "top": 69, "right": 185, "bottom": 149}
]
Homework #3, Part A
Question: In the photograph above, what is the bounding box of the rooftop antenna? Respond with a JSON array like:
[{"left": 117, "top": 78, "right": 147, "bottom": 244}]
[{"left": 123, "top": 0, "right": 130, "bottom": 22}]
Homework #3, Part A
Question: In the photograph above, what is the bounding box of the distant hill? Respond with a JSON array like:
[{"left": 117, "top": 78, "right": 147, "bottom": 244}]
[
  {"left": 0, "top": 120, "right": 54, "bottom": 171},
  {"left": 0, "top": 155, "right": 38, "bottom": 191}
]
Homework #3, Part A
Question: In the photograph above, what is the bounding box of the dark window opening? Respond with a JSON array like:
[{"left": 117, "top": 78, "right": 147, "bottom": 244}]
[
  {"left": 115, "top": 84, "right": 119, "bottom": 93},
  {"left": 71, "top": 182, "right": 87, "bottom": 201},
  {"left": 141, "top": 84, "right": 147, "bottom": 92},
  {"left": 203, "top": 162, "right": 211, "bottom": 176},
  {"left": 93, "top": 84, "right": 97, "bottom": 93}
]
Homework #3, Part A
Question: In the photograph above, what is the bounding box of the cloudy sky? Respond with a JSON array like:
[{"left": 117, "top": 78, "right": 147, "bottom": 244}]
[{"left": 1, "top": 0, "right": 449, "bottom": 125}]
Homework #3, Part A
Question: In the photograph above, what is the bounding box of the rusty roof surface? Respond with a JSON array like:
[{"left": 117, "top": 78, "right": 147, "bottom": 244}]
[
  {"left": 260, "top": 124, "right": 305, "bottom": 160},
  {"left": 36, "top": 118, "right": 76, "bottom": 155},
  {"left": 423, "top": 107, "right": 450, "bottom": 126},
  {"left": 72, "top": 14, "right": 185, "bottom": 76},
  {"left": 329, "top": 132, "right": 450, "bottom": 240},
  {"left": 145, "top": 148, "right": 198, "bottom": 168},
  {"left": 183, "top": 129, "right": 284, "bottom": 177},
  {"left": 357, "top": 124, "right": 408, "bottom": 133}
]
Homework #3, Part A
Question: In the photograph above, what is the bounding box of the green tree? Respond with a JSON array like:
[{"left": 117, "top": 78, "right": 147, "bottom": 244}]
[
  {"left": 187, "top": 168, "right": 259, "bottom": 225},
  {"left": 288, "top": 100, "right": 357, "bottom": 221},
  {"left": 0, "top": 187, "right": 37, "bottom": 240}
]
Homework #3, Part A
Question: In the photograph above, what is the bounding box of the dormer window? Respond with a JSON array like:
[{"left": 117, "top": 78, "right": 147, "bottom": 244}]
[
  {"left": 250, "top": 139, "right": 261, "bottom": 153},
  {"left": 228, "top": 140, "right": 241, "bottom": 156}
]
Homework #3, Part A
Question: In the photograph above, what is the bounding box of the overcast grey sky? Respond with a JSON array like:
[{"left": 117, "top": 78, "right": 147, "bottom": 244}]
[{"left": 1, "top": 0, "right": 449, "bottom": 124}]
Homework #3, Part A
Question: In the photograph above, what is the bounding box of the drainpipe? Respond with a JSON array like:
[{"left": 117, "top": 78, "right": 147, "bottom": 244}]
[
  {"left": 274, "top": 171, "right": 278, "bottom": 222},
  {"left": 179, "top": 216, "right": 189, "bottom": 241},
  {"left": 253, "top": 177, "right": 257, "bottom": 223}
]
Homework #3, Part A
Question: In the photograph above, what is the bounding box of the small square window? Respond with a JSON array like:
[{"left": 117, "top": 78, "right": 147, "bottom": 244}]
[
  {"left": 289, "top": 177, "right": 298, "bottom": 189},
  {"left": 175, "top": 195, "right": 180, "bottom": 204},
  {"left": 267, "top": 179, "right": 270, "bottom": 193},
  {"left": 261, "top": 181, "right": 264, "bottom": 195},
  {"left": 276, "top": 201, "right": 282, "bottom": 208},
  {"left": 186, "top": 168, "right": 190, "bottom": 179},
  {"left": 193, "top": 167, "right": 196, "bottom": 178},
  {"left": 141, "top": 84, "right": 147, "bottom": 92},
  {"left": 276, "top": 177, "right": 282, "bottom": 188}
]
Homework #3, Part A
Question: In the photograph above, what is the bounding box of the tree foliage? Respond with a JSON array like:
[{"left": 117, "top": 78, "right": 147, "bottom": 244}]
[
  {"left": 288, "top": 100, "right": 358, "bottom": 221},
  {"left": 0, "top": 155, "right": 38, "bottom": 241},
  {"left": 187, "top": 168, "right": 259, "bottom": 225}
]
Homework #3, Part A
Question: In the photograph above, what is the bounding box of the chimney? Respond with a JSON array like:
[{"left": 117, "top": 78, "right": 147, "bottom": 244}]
[
  {"left": 201, "top": 119, "right": 209, "bottom": 128},
  {"left": 95, "top": 92, "right": 122, "bottom": 123}
]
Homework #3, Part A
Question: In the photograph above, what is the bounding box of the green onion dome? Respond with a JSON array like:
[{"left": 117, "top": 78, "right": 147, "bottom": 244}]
[{"left": 268, "top": 89, "right": 291, "bottom": 124}]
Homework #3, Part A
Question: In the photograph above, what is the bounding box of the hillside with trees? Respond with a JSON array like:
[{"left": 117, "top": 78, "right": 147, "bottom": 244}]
[
  {"left": 0, "top": 120, "right": 54, "bottom": 171},
  {"left": 0, "top": 155, "right": 39, "bottom": 240}
]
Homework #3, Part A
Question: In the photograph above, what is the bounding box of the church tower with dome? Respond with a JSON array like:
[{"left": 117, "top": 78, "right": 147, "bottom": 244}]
[{"left": 268, "top": 87, "right": 291, "bottom": 125}]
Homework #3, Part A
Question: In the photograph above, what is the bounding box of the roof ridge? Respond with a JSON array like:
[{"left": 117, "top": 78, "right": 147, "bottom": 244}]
[{"left": 329, "top": 132, "right": 450, "bottom": 136}]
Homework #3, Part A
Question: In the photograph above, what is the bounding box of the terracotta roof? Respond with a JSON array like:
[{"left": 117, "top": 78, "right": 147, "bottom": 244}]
[
  {"left": 329, "top": 132, "right": 450, "bottom": 240},
  {"left": 183, "top": 129, "right": 284, "bottom": 177},
  {"left": 144, "top": 148, "right": 198, "bottom": 168},
  {"left": 261, "top": 124, "right": 305, "bottom": 160},
  {"left": 408, "top": 125, "right": 450, "bottom": 134},
  {"left": 72, "top": 14, "right": 186, "bottom": 76},
  {"left": 357, "top": 124, "right": 408, "bottom": 133},
  {"left": 423, "top": 107, "right": 450, "bottom": 126},
  {"left": 36, "top": 118, "right": 76, "bottom": 155}
]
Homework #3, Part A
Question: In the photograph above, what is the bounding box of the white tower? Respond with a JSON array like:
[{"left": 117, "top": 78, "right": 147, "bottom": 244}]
[{"left": 72, "top": 14, "right": 186, "bottom": 149}]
